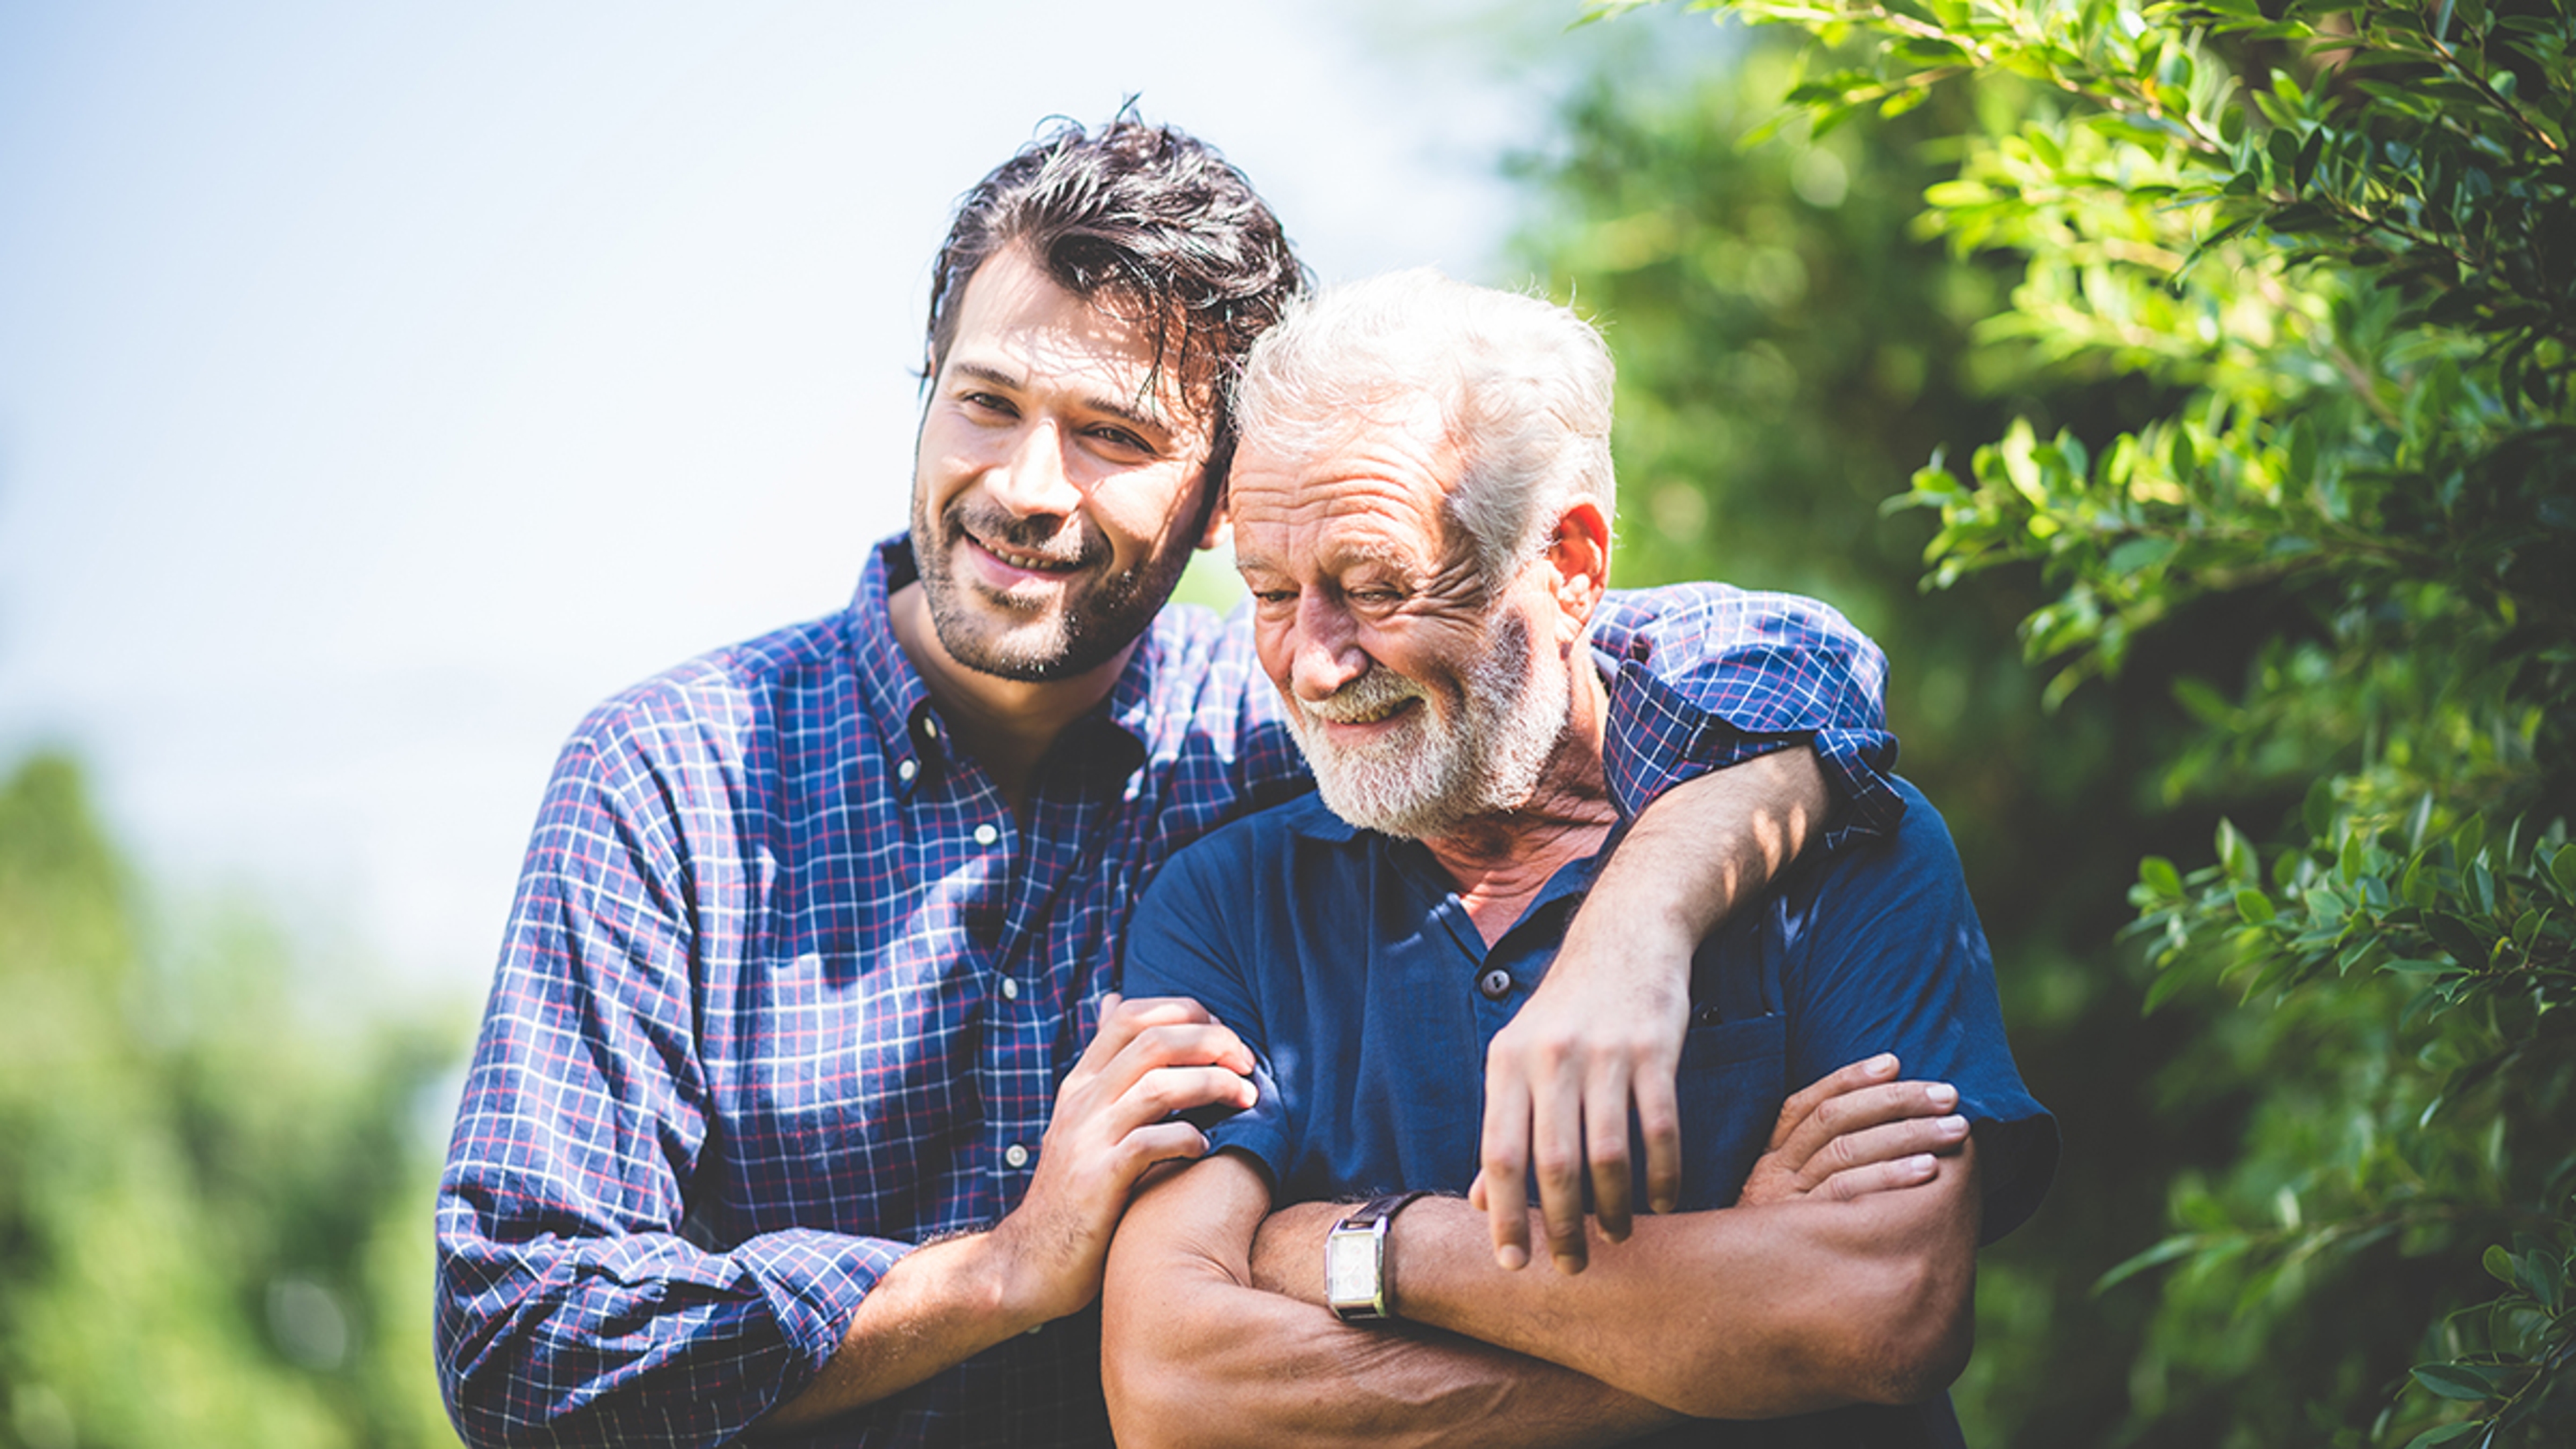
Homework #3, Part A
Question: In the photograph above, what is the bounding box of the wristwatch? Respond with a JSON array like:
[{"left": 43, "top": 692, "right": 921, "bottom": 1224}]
[{"left": 1325, "top": 1191, "right": 1428, "bottom": 1322}]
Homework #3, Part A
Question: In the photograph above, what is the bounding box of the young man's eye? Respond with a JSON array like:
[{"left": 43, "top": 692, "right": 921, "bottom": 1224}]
[
  {"left": 1087, "top": 425, "right": 1152, "bottom": 455},
  {"left": 959, "top": 390, "right": 1014, "bottom": 416}
]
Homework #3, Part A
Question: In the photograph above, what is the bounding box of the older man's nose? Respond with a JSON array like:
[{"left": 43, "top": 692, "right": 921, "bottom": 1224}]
[
  {"left": 1289, "top": 594, "right": 1366, "bottom": 702},
  {"left": 986, "top": 421, "right": 1081, "bottom": 517}
]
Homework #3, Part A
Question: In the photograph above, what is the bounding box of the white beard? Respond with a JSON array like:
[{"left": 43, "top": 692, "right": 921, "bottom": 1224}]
[{"left": 1286, "top": 612, "right": 1572, "bottom": 841}]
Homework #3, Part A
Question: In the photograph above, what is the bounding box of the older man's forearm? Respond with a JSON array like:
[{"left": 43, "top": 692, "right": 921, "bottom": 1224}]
[
  {"left": 1260, "top": 1141, "right": 1982, "bottom": 1420},
  {"left": 1103, "top": 1154, "right": 1679, "bottom": 1449}
]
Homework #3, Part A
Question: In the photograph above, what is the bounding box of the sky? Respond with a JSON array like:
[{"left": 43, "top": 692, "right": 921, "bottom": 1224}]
[{"left": 0, "top": 1, "right": 1718, "bottom": 1006}]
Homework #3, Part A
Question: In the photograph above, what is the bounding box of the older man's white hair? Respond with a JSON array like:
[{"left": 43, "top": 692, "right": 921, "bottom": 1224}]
[{"left": 1230, "top": 268, "right": 1617, "bottom": 588}]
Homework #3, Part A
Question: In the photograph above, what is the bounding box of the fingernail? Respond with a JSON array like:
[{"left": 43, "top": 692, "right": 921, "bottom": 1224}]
[
  {"left": 1938, "top": 1114, "right": 1967, "bottom": 1135},
  {"left": 1927, "top": 1083, "right": 1957, "bottom": 1110},
  {"left": 1868, "top": 1053, "right": 1897, "bottom": 1075},
  {"left": 1651, "top": 1195, "right": 1678, "bottom": 1215},
  {"left": 1907, "top": 1154, "right": 1937, "bottom": 1176},
  {"left": 1497, "top": 1245, "right": 1529, "bottom": 1271}
]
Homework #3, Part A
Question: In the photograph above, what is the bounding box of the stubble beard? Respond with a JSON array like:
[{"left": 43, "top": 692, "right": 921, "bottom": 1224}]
[
  {"left": 912, "top": 494, "right": 1195, "bottom": 683},
  {"left": 1289, "top": 612, "right": 1573, "bottom": 841}
]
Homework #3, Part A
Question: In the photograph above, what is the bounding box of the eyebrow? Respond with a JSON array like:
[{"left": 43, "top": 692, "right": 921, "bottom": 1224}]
[
  {"left": 1233, "top": 539, "right": 1421, "bottom": 579},
  {"left": 947, "top": 361, "right": 1171, "bottom": 435}
]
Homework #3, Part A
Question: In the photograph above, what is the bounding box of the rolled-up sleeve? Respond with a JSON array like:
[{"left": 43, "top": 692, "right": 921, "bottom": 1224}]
[
  {"left": 434, "top": 720, "right": 901, "bottom": 1448},
  {"left": 1592, "top": 584, "right": 1902, "bottom": 849}
]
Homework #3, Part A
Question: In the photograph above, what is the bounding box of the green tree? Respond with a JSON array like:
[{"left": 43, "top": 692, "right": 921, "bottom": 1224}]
[
  {"left": 0, "top": 751, "right": 461, "bottom": 1448},
  {"left": 1551, "top": 0, "right": 2575, "bottom": 1442}
]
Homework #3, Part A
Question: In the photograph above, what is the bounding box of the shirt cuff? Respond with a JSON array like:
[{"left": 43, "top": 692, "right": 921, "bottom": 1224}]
[{"left": 737, "top": 1228, "right": 912, "bottom": 1396}]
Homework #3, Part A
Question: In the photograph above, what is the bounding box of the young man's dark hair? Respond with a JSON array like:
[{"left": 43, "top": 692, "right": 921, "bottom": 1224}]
[{"left": 923, "top": 112, "right": 1309, "bottom": 489}]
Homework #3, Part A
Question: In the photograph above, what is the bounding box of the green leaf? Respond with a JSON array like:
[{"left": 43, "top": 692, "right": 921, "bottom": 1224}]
[
  {"left": 2140, "top": 855, "right": 2184, "bottom": 898},
  {"left": 2094, "top": 1233, "right": 2200, "bottom": 1294},
  {"left": 2235, "top": 888, "right": 2277, "bottom": 924},
  {"left": 2405, "top": 1423, "right": 2484, "bottom": 1448},
  {"left": 2411, "top": 1362, "right": 2500, "bottom": 1401},
  {"left": 2551, "top": 845, "right": 2576, "bottom": 898},
  {"left": 2485, "top": 1243, "right": 2520, "bottom": 1285}
]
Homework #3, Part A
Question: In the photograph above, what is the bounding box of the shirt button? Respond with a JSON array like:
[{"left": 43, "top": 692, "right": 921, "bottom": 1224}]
[
  {"left": 896, "top": 759, "right": 918, "bottom": 784},
  {"left": 974, "top": 823, "right": 1000, "bottom": 846},
  {"left": 920, "top": 716, "right": 939, "bottom": 739},
  {"left": 1000, "top": 977, "right": 1020, "bottom": 1001},
  {"left": 1479, "top": 968, "right": 1514, "bottom": 1001},
  {"left": 1004, "top": 1143, "right": 1030, "bottom": 1169}
]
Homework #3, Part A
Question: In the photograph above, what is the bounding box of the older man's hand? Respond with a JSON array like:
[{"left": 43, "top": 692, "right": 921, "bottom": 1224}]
[{"left": 1737, "top": 1054, "right": 1970, "bottom": 1206}]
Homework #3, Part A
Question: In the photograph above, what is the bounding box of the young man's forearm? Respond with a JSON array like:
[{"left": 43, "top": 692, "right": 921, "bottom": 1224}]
[{"left": 1481, "top": 747, "right": 1828, "bottom": 1268}]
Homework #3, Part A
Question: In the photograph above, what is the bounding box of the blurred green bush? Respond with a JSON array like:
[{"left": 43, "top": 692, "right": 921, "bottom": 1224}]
[
  {"left": 1530, "top": 1, "right": 2573, "bottom": 1442},
  {"left": 0, "top": 752, "right": 462, "bottom": 1448}
]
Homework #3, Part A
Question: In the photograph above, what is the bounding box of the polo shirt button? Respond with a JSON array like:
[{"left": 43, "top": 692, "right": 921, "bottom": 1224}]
[
  {"left": 920, "top": 716, "right": 939, "bottom": 739},
  {"left": 1004, "top": 1143, "right": 1030, "bottom": 1169},
  {"left": 1479, "top": 968, "right": 1513, "bottom": 1000},
  {"left": 1000, "top": 976, "right": 1020, "bottom": 1001},
  {"left": 896, "top": 759, "right": 918, "bottom": 784},
  {"left": 974, "top": 823, "right": 1000, "bottom": 846}
]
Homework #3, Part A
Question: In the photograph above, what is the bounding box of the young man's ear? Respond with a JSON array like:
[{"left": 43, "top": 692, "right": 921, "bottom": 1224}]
[
  {"left": 1542, "top": 499, "right": 1612, "bottom": 636},
  {"left": 1196, "top": 479, "right": 1232, "bottom": 551}
]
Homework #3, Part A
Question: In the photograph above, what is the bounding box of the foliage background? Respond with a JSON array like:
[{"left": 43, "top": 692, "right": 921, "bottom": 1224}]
[{"left": 1525, "top": 0, "right": 2572, "bottom": 1442}]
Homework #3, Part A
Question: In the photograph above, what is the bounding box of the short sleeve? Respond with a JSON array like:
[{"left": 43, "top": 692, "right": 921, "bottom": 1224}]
[
  {"left": 1120, "top": 833, "right": 1295, "bottom": 1190},
  {"left": 1776, "top": 780, "right": 2059, "bottom": 1242},
  {"left": 1594, "top": 583, "right": 1903, "bottom": 849}
]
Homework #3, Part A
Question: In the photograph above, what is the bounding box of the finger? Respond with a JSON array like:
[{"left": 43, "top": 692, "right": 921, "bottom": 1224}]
[
  {"left": 1805, "top": 1113, "right": 1970, "bottom": 1185},
  {"left": 1633, "top": 1061, "right": 1684, "bottom": 1217},
  {"left": 1815, "top": 1151, "right": 1942, "bottom": 1202},
  {"left": 1531, "top": 1063, "right": 1588, "bottom": 1274},
  {"left": 1075, "top": 994, "right": 1218, "bottom": 1070},
  {"left": 1110, "top": 1120, "right": 1220, "bottom": 1178},
  {"left": 1478, "top": 1065, "right": 1534, "bottom": 1271},
  {"left": 1766, "top": 1053, "right": 1898, "bottom": 1152},
  {"left": 1103, "top": 1064, "right": 1260, "bottom": 1134},
  {"left": 1582, "top": 1057, "right": 1634, "bottom": 1242},
  {"left": 1099, "top": 1022, "right": 1256, "bottom": 1089},
  {"left": 1774, "top": 1079, "right": 1957, "bottom": 1181}
]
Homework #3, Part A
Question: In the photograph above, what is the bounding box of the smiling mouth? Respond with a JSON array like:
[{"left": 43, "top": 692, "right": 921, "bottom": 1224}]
[
  {"left": 965, "top": 529, "right": 1088, "bottom": 576},
  {"left": 1308, "top": 696, "right": 1421, "bottom": 727}
]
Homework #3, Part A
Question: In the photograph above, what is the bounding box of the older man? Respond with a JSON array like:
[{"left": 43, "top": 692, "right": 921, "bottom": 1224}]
[{"left": 1103, "top": 272, "right": 2056, "bottom": 1447}]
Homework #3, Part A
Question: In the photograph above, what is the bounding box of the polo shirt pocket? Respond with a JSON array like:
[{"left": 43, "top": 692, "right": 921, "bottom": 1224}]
[{"left": 1673, "top": 1012, "right": 1788, "bottom": 1210}]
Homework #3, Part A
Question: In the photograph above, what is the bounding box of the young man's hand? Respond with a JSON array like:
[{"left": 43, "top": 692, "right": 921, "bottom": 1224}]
[{"left": 986, "top": 993, "right": 1256, "bottom": 1323}]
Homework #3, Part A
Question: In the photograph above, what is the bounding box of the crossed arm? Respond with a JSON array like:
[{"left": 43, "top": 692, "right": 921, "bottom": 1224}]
[{"left": 1100, "top": 1065, "right": 1984, "bottom": 1449}]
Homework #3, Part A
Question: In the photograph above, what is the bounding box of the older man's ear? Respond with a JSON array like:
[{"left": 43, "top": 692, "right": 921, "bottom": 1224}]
[{"left": 1543, "top": 499, "right": 1613, "bottom": 640}]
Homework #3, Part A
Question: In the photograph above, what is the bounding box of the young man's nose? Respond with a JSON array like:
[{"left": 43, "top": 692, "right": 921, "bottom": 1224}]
[{"left": 985, "top": 419, "right": 1082, "bottom": 517}]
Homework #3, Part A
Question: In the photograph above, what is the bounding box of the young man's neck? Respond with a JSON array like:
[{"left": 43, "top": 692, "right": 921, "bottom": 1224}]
[{"left": 887, "top": 582, "right": 1138, "bottom": 817}]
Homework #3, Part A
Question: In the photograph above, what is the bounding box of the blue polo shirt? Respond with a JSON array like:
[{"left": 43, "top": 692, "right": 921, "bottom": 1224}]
[{"left": 1122, "top": 776, "right": 2056, "bottom": 1447}]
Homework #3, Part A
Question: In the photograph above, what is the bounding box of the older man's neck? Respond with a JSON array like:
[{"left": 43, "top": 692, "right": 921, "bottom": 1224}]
[{"left": 1426, "top": 681, "right": 1617, "bottom": 947}]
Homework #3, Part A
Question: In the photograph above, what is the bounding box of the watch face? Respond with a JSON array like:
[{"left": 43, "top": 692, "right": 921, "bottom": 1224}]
[{"left": 1326, "top": 1231, "right": 1378, "bottom": 1307}]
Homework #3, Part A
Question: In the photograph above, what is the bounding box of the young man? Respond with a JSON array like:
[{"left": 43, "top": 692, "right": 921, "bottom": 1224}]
[
  {"left": 436, "top": 122, "right": 1898, "bottom": 1447},
  {"left": 1105, "top": 272, "right": 2056, "bottom": 1447}
]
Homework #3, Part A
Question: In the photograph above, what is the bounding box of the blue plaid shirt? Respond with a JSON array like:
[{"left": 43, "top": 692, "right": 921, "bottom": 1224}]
[{"left": 435, "top": 534, "right": 1899, "bottom": 1449}]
